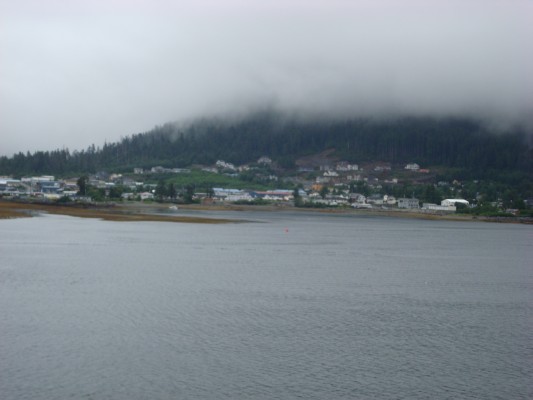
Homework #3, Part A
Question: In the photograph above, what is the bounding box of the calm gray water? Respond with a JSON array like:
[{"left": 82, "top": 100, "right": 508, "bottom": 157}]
[{"left": 1, "top": 211, "right": 531, "bottom": 399}]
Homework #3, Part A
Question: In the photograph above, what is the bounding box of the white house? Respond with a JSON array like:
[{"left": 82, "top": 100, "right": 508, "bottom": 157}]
[
  {"left": 216, "top": 160, "right": 236, "bottom": 170},
  {"left": 352, "top": 203, "right": 372, "bottom": 209},
  {"left": 384, "top": 195, "right": 397, "bottom": 205},
  {"left": 441, "top": 199, "right": 469, "bottom": 207},
  {"left": 171, "top": 168, "right": 191, "bottom": 174},
  {"left": 336, "top": 162, "right": 358, "bottom": 171},
  {"left": 324, "top": 170, "right": 339, "bottom": 177},
  {"left": 423, "top": 203, "right": 456, "bottom": 211},
  {"left": 260, "top": 190, "right": 293, "bottom": 201},
  {"left": 257, "top": 156, "right": 272, "bottom": 165},
  {"left": 213, "top": 188, "right": 242, "bottom": 199},
  {"left": 140, "top": 192, "right": 154, "bottom": 201},
  {"left": 349, "top": 193, "right": 366, "bottom": 204},
  {"left": 398, "top": 198, "right": 419, "bottom": 209},
  {"left": 366, "top": 194, "right": 384, "bottom": 205},
  {"left": 347, "top": 174, "right": 362, "bottom": 182},
  {"left": 226, "top": 193, "right": 254, "bottom": 202},
  {"left": 405, "top": 163, "right": 420, "bottom": 171}
]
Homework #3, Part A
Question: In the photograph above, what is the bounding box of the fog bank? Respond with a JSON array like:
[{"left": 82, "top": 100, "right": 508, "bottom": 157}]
[{"left": 1, "top": 0, "right": 532, "bottom": 156}]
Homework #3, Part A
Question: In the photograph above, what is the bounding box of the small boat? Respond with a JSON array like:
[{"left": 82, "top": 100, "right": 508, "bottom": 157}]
[{"left": 168, "top": 205, "right": 178, "bottom": 210}]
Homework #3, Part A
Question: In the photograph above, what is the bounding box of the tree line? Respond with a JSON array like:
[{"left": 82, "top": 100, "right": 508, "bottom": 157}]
[{"left": 1, "top": 114, "right": 531, "bottom": 180}]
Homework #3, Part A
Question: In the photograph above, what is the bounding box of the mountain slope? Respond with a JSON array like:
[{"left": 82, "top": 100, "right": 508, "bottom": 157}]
[{"left": 1, "top": 114, "right": 531, "bottom": 177}]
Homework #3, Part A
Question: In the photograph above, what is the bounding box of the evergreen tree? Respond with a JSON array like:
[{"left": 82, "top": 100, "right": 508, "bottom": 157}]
[
  {"left": 167, "top": 183, "right": 177, "bottom": 201},
  {"left": 77, "top": 176, "right": 88, "bottom": 196},
  {"left": 155, "top": 180, "right": 166, "bottom": 202}
]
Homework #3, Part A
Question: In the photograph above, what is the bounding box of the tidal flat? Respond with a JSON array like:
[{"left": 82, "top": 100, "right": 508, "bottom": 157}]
[
  {"left": 0, "top": 200, "right": 237, "bottom": 224},
  {"left": 2, "top": 199, "right": 531, "bottom": 225}
]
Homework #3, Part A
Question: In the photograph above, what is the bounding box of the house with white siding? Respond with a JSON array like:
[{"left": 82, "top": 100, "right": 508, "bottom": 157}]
[
  {"left": 441, "top": 199, "right": 469, "bottom": 207},
  {"left": 398, "top": 198, "right": 420, "bottom": 209}
]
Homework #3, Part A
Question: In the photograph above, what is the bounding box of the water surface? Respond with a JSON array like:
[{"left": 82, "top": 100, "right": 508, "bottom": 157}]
[{"left": 1, "top": 212, "right": 531, "bottom": 399}]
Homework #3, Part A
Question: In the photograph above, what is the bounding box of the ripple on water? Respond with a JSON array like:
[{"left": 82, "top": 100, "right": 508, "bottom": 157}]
[{"left": 0, "top": 214, "right": 531, "bottom": 399}]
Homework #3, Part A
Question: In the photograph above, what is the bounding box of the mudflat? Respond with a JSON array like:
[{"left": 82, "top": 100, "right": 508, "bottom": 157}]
[
  {"left": 0, "top": 201, "right": 237, "bottom": 224},
  {"left": 1, "top": 200, "right": 530, "bottom": 224}
]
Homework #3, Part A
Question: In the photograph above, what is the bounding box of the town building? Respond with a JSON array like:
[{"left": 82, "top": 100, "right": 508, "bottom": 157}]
[
  {"left": 398, "top": 198, "right": 420, "bottom": 209},
  {"left": 405, "top": 163, "right": 420, "bottom": 171},
  {"left": 257, "top": 156, "right": 272, "bottom": 165},
  {"left": 336, "top": 162, "right": 358, "bottom": 171},
  {"left": 441, "top": 199, "right": 469, "bottom": 207},
  {"left": 423, "top": 203, "right": 456, "bottom": 211}
]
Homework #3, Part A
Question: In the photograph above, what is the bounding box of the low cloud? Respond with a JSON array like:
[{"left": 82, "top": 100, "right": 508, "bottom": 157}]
[{"left": 1, "top": 0, "right": 532, "bottom": 155}]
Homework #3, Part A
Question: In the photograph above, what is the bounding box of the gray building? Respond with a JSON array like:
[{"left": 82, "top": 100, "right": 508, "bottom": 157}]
[{"left": 398, "top": 198, "right": 419, "bottom": 209}]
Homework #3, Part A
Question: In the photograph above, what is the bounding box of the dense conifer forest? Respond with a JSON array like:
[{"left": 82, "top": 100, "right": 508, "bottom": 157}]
[{"left": 1, "top": 113, "right": 531, "bottom": 180}]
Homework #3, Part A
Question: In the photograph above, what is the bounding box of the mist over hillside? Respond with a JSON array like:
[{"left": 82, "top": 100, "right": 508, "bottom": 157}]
[
  {"left": 2, "top": 1, "right": 532, "bottom": 156},
  {"left": 0, "top": 113, "right": 531, "bottom": 179}
]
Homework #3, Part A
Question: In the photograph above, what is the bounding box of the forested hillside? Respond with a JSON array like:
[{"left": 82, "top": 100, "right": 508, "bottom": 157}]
[{"left": 1, "top": 113, "right": 531, "bottom": 178}]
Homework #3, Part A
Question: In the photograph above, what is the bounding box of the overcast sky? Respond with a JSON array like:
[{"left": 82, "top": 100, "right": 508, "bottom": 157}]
[{"left": 1, "top": 0, "right": 532, "bottom": 156}]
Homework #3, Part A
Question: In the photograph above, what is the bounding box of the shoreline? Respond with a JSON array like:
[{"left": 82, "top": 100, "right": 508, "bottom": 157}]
[
  {"left": 179, "top": 203, "right": 532, "bottom": 224},
  {"left": 1, "top": 199, "right": 531, "bottom": 224},
  {"left": 0, "top": 200, "right": 238, "bottom": 224}
]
